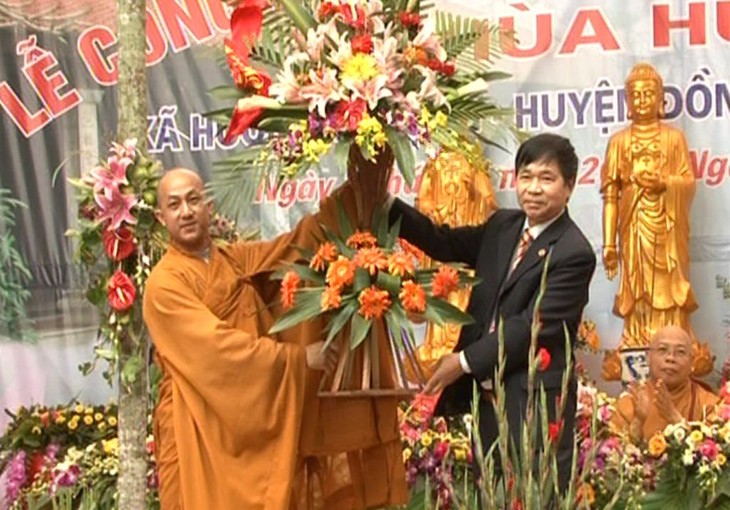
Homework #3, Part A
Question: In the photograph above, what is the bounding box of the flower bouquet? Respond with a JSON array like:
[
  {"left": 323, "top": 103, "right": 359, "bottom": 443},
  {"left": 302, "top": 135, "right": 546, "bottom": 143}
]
[
  {"left": 66, "top": 139, "right": 165, "bottom": 387},
  {"left": 209, "top": 0, "right": 509, "bottom": 207},
  {"left": 269, "top": 204, "right": 479, "bottom": 394},
  {"left": 213, "top": 0, "right": 507, "bottom": 396}
]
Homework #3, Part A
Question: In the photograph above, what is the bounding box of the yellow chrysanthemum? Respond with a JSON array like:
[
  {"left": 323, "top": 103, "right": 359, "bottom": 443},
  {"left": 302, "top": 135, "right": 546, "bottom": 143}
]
[
  {"left": 32, "top": 426, "right": 42, "bottom": 435},
  {"left": 341, "top": 53, "right": 379, "bottom": 81},
  {"left": 74, "top": 404, "right": 84, "bottom": 414},
  {"left": 68, "top": 419, "right": 79, "bottom": 431},
  {"left": 84, "top": 406, "right": 94, "bottom": 414},
  {"left": 95, "top": 412, "right": 104, "bottom": 422},
  {"left": 103, "top": 438, "right": 120, "bottom": 456},
  {"left": 108, "top": 416, "right": 118, "bottom": 427},
  {"left": 717, "top": 453, "right": 727, "bottom": 467},
  {"left": 55, "top": 414, "right": 66, "bottom": 424},
  {"left": 421, "top": 433, "right": 433, "bottom": 447},
  {"left": 84, "top": 415, "right": 94, "bottom": 425}
]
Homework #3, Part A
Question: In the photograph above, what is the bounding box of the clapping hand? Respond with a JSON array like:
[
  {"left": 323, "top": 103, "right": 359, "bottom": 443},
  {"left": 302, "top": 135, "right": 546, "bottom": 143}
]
[{"left": 654, "top": 379, "right": 683, "bottom": 424}]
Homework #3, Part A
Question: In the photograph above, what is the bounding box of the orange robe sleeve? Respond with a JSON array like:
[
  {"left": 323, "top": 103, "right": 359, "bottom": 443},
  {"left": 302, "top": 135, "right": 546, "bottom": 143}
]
[{"left": 144, "top": 257, "right": 305, "bottom": 510}]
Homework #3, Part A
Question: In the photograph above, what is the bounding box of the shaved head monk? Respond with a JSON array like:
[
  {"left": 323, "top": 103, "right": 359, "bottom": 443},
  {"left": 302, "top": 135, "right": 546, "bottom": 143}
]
[
  {"left": 612, "top": 325, "right": 718, "bottom": 443},
  {"left": 144, "top": 168, "right": 407, "bottom": 509}
]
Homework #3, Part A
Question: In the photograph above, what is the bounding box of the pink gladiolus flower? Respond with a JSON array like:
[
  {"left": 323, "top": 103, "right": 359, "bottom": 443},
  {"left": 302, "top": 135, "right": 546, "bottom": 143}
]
[{"left": 95, "top": 187, "right": 138, "bottom": 230}]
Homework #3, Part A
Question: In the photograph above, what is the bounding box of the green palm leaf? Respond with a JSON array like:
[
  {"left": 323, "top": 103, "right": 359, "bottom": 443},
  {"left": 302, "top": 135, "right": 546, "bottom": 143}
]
[
  {"left": 435, "top": 11, "right": 483, "bottom": 60},
  {"left": 268, "top": 288, "right": 324, "bottom": 334},
  {"left": 206, "top": 147, "right": 268, "bottom": 219}
]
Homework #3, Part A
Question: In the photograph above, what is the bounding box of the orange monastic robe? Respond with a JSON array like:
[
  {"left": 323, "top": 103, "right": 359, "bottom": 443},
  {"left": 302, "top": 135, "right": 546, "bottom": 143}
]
[
  {"left": 144, "top": 185, "right": 407, "bottom": 510},
  {"left": 611, "top": 380, "right": 719, "bottom": 441}
]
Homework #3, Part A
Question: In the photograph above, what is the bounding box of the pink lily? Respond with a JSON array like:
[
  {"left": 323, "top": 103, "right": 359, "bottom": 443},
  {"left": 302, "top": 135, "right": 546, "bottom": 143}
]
[
  {"left": 89, "top": 155, "right": 132, "bottom": 200},
  {"left": 95, "top": 187, "right": 138, "bottom": 230}
]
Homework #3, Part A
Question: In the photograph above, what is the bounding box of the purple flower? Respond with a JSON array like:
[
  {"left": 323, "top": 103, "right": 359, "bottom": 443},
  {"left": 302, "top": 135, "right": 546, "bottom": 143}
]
[
  {"left": 52, "top": 464, "right": 81, "bottom": 490},
  {"left": 5, "top": 451, "right": 27, "bottom": 504}
]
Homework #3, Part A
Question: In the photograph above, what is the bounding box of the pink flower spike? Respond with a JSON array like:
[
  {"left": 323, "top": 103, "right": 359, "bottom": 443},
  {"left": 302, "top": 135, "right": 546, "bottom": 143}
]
[{"left": 95, "top": 188, "right": 138, "bottom": 230}]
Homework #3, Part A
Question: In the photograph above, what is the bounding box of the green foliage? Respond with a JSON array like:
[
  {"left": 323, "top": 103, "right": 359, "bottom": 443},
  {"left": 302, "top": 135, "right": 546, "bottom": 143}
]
[{"left": 0, "top": 187, "right": 35, "bottom": 341}]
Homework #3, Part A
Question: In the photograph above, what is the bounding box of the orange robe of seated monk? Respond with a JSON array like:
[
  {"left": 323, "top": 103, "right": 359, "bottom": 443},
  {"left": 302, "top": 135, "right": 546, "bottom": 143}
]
[
  {"left": 143, "top": 184, "right": 408, "bottom": 510},
  {"left": 611, "top": 379, "right": 719, "bottom": 441}
]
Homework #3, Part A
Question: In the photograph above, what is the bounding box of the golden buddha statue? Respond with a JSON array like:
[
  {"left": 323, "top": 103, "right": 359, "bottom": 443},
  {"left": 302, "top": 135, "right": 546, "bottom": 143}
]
[
  {"left": 600, "top": 62, "right": 712, "bottom": 377},
  {"left": 414, "top": 148, "right": 497, "bottom": 377}
]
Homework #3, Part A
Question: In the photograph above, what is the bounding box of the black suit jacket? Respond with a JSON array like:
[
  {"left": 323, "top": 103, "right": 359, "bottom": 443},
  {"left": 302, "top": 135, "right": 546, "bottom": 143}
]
[{"left": 391, "top": 200, "right": 596, "bottom": 474}]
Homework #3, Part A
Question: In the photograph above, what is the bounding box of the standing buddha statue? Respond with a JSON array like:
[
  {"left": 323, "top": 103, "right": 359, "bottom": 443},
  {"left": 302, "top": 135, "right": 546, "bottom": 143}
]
[{"left": 600, "top": 62, "right": 712, "bottom": 378}]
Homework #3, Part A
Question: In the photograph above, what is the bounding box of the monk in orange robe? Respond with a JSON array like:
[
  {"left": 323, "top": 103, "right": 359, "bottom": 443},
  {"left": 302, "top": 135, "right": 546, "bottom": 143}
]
[
  {"left": 611, "top": 325, "right": 718, "bottom": 443},
  {"left": 144, "top": 168, "right": 407, "bottom": 509}
]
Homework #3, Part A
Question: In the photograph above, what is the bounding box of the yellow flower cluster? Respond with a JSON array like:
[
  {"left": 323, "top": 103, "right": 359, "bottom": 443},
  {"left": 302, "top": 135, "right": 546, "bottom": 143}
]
[
  {"left": 302, "top": 138, "right": 331, "bottom": 163},
  {"left": 355, "top": 114, "right": 387, "bottom": 159},
  {"left": 341, "top": 54, "right": 379, "bottom": 82},
  {"left": 419, "top": 107, "right": 448, "bottom": 133}
]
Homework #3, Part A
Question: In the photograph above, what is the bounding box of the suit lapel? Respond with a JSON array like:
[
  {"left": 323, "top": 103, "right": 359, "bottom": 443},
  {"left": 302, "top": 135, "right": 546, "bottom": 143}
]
[
  {"left": 501, "top": 211, "right": 572, "bottom": 295},
  {"left": 495, "top": 213, "right": 525, "bottom": 287}
]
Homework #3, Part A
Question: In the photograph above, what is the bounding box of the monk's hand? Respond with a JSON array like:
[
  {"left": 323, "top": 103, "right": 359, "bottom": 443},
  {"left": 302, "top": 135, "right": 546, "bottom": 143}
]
[
  {"left": 602, "top": 245, "right": 618, "bottom": 280},
  {"left": 654, "top": 379, "right": 683, "bottom": 423},
  {"left": 628, "top": 382, "right": 650, "bottom": 424},
  {"left": 424, "top": 353, "right": 463, "bottom": 395},
  {"left": 305, "top": 341, "right": 329, "bottom": 371}
]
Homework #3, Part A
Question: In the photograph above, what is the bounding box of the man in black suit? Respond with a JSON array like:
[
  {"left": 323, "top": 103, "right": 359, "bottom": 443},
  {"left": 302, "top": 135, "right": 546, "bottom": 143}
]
[{"left": 389, "top": 133, "right": 596, "bottom": 488}]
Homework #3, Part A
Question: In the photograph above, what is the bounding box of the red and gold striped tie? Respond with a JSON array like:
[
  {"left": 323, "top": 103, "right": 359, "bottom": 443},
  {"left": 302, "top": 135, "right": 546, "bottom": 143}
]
[{"left": 511, "top": 228, "right": 533, "bottom": 272}]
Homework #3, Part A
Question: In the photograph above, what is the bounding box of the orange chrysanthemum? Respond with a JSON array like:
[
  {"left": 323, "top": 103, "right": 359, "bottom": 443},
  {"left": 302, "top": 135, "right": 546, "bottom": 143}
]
[
  {"left": 398, "top": 238, "right": 425, "bottom": 264},
  {"left": 346, "top": 230, "right": 377, "bottom": 249},
  {"left": 399, "top": 280, "right": 426, "bottom": 313},
  {"left": 358, "top": 286, "right": 392, "bottom": 319},
  {"left": 310, "top": 241, "right": 339, "bottom": 272},
  {"left": 387, "top": 251, "right": 415, "bottom": 277},
  {"left": 280, "top": 271, "right": 300, "bottom": 310},
  {"left": 326, "top": 256, "right": 355, "bottom": 289},
  {"left": 353, "top": 247, "right": 387, "bottom": 275},
  {"left": 321, "top": 285, "right": 342, "bottom": 311},
  {"left": 431, "top": 265, "right": 459, "bottom": 298}
]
